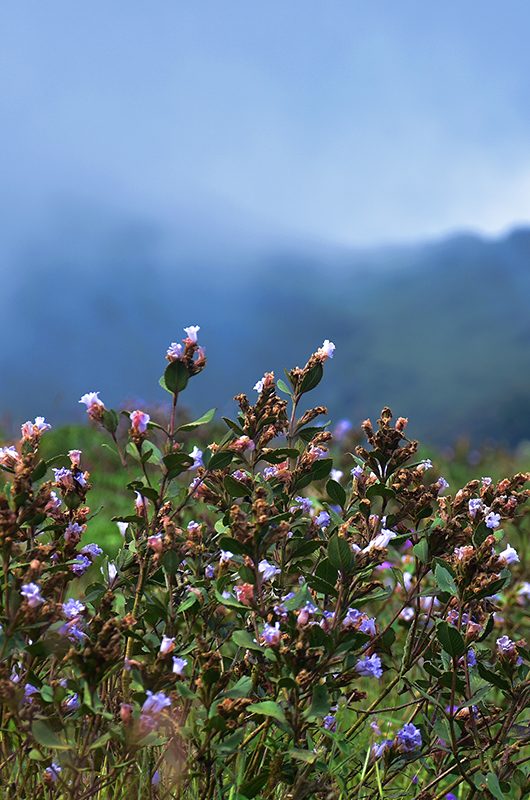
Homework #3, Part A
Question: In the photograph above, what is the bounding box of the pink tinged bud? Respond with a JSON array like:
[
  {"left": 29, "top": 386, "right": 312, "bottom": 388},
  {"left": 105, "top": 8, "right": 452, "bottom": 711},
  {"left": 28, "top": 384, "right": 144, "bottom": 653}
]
[
  {"left": 235, "top": 435, "right": 255, "bottom": 452},
  {"left": 68, "top": 449, "right": 82, "bottom": 467},
  {"left": 135, "top": 492, "right": 148, "bottom": 515},
  {"left": 130, "top": 410, "right": 150, "bottom": 434},
  {"left": 183, "top": 325, "right": 200, "bottom": 343},
  {"left": 120, "top": 703, "right": 133, "bottom": 724},
  {"left": 148, "top": 533, "right": 164, "bottom": 553},
  {"left": 79, "top": 392, "right": 105, "bottom": 413}
]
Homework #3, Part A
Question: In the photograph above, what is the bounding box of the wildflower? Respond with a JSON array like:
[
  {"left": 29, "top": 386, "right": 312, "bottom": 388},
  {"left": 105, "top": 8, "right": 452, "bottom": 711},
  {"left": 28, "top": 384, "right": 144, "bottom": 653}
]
[
  {"left": 317, "top": 339, "right": 335, "bottom": 360},
  {"left": 64, "top": 522, "right": 84, "bottom": 544},
  {"left": 167, "top": 341, "right": 184, "bottom": 361},
  {"left": 172, "top": 657, "right": 188, "bottom": 676},
  {"left": 315, "top": 511, "right": 331, "bottom": 528},
  {"left": 152, "top": 771, "right": 160, "bottom": 787},
  {"left": 148, "top": 533, "right": 164, "bottom": 553},
  {"left": 481, "top": 476, "right": 493, "bottom": 487},
  {"left": 468, "top": 498, "right": 483, "bottom": 518},
  {"left": 63, "top": 693, "right": 80, "bottom": 712},
  {"left": 263, "top": 466, "right": 278, "bottom": 479},
  {"left": 81, "top": 543, "right": 103, "bottom": 559},
  {"left": 517, "top": 582, "right": 530, "bottom": 603},
  {"left": 323, "top": 714, "right": 336, "bottom": 731},
  {"left": 454, "top": 545, "right": 474, "bottom": 561},
  {"left": 498, "top": 544, "right": 519, "bottom": 565},
  {"left": 235, "top": 583, "right": 254, "bottom": 605},
  {"left": 117, "top": 521, "right": 129, "bottom": 536},
  {"left": 159, "top": 636, "right": 175, "bottom": 655},
  {"left": 62, "top": 599, "right": 85, "bottom": 619},
  {"left": 205, "top": 564, "right": 215, "bottom": 579},
  {"left": 396, "top": 722, "right": 422, "bottom": 753},
  {"left": 485, "top": 511, "right": 501, "bottom": 529},
  {"left": 418, "top": 458, "right": 433, "bottom": 471},
  {"left": 0, "top": 446, "right": 19, "bottom": 468},
  {"left": 189, "top": 446, "right": 203, "bottom": 469},
  {"left": 107, "top": 563, "right": 118, "bottom": 585},
  {"left": 362, "top": 527, "right": 397, "bottom": 553},
  {"left": 258, "top": 559, "right": 281, "bottom": 581},
  {"left": 59, "top": 621, "right": 87, "bottom": 643},
  {"left": 21, "top": 416, "right": 51, "bottom": 439},
  {"left": 355, "top": 654, "right": 383, "bottom": 679},
  {"left": 79, "top": 391, "right": 105, "bottom": 420},
  {"left": 233, "top": 435, "right": 255, "bottom": 452},
  {"left": 71, "top": 555, "right": 91, "bottom": 576},
  {"left": 446, "top": 794, "right": 458, "bottom": 800},
  {"left": 351, "top": 465, "right": 364, "bottom": 479},
  {"left": 68, "top": 449, "right": 82, "bottom": 467},
  {"left": 20, "top": 582, "right": 44, "bottom": 608},
  {"left": 142, "top": 690, "right": 171, "bottom": 716},
  {"left": 135, "top": 491, "right": 148, "bottom": 515},
  {"left": 219, "top": 550, "right": 233, "bottom": 564},
  {"left": 183, "top": 325, "right": 200, "bottom": 343},
  {"left": 330, "top": 469, "right": 343, "bottom": 482},
  {"left": 253, "top": 376, "right": 266, "bottom": 393},
  {"left": 130, "top": 409, "right": 150, "bottom": 434},
  {"left": 291, "top": 496, "right": 313, "bottom": 514},
  {"left": 260, "top": 622, "right": 281, "bottom": 646},
  {"left": 44, "top": 763, "right": 61, "bottom": 783},
  {"left": 436, "top": 477, "right": 449, "bottom": 494},
  {"left": 53, "top": 467, "right": 74, "bottom": 491},
  {"left": 24, "top": 683, "right": 39, "bottom": 700},
  {"left": 187, "top": 520, "right": 200, "bottom": 533},
  {"left": 372, "top": 740, "right": 392, "bottom": 759}
]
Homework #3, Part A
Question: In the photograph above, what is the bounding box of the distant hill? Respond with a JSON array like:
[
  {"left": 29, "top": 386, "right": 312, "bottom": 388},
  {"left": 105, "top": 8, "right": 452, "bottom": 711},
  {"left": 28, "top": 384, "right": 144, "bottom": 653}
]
[{"left": 2, "top": 216, "right": 530, "bottom": 446}]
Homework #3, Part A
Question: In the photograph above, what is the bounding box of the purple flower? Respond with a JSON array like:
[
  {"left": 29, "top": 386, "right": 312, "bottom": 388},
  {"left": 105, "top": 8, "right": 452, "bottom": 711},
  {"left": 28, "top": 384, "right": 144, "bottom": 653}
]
[
  {"left": 71, "top": 555, "right": 92, "bottom": 576},
  {"left": 396, "top": 722, "right": 422, "bottom": 752},
  {"left": 355, "top": 654, "right": 383, "bottom": 679},
  {"left": 205, "top": 565, "right": 215, "bottom": 579},
  {"left": 142, "top": 690, "right": 171, "bottom": 716},
  {"left": 468, "top": 498, "right": 483, "bottom": 518},
  {"left": 130, "top": 410, "right": 150, "bottom": 434},
  {"left": 59, "top": 622, "right": 86, "bottom": 643},
  {"left": 315, "top": 511, "right": 331, "bottom": 529},
  {"left": 291, "top": 496, "right": 313, "bottom": 514},
  {"left": 418, "top": 458, "right": 433, "bottom": 471},
  {"left": 21, "top": 582, "right": 44, "bottom": 608},
  {"left": 64, "top": 522, "right": 84, "bottom": 543},
  {"left": 258, "top": 559, "right": 281, "bottom": 581},
  {"left": 167, "top": 342, "right": 184, "bottom": 361},
  {"left": 44, "top": 762, "right": 61, "bottom": 782},
  {"left": 62, "top": 599, "right": 85, "bottom": 619},
  {"left": 372, "top": 739, "right": 392, "bottom": 759},
  {"left": 436, "top": 477, "right": 449, "bottom": 494},
  {"left": 333, "top": 419, "right": 352, "bottom": 440},
  {"left": 485, "top": 511, "right": 501, "bottom": 529},
  {"left": 63, "top": 693, "right": 80, "bottom": 712},
  {"left": 219, "top": 550, "right": 233, "bottom": 564},
  {"left": 81, "top": 543, "right": 103, "bottom": 559},
  {"left": 172, "top": 657, "right": 188, "bottom": 676},
  {"left": 189, "top": 446, "right": 204, "bottom": 469},
  {"left": 260, "top": 622, "right": 281, "bottom": 646},
  {"left": 351, "top": 465, "right": 364, "bottom": 479},
  {"left": 446, "top": 794, "right": 458, "bottom": 800},
  {"left": 498, "top": 544, "right": 519, "bottom": 565},
  {"left": 323, "top": 714, "right": 336, "bottom": 731},
  {"left": 24, "top": 683, "right": 39, "bottom": 699}
]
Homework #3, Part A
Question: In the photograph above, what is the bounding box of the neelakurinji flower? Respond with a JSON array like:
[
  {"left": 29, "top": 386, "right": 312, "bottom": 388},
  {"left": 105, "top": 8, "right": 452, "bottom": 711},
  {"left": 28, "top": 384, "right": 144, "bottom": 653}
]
[
  {"left": 62, "top": 598, "right": 85, "bottom": 619},
  {"left": 317, "top": 339, "right": 336, "bottom": 360},
  {"left": 20, "top": 582, "right": 44, "bottom": 608},
  {"left": 160, "top": 636, "right": 175, "bottom": 655},
  {"left": 189, "top": 446, "right": 204, "bottom": 469},
  {"left": 355, "top": 654, "right": 383, "bottom": 679},
  {"left": 167, "top": 341, "right": 184, "bottom": 361},
  {"left": 0, "top": 446, "right": 20, "bottom": 467},
  {"left": 172, "top": 657, "right": 188, "bottom": 676},
  {"left": 498, "top": 544, "right": 520, "bottom": 565},
  {"left": 396, "top": 722, "right": 422, "bottom": 753},
  {"left": 79, "top": 391, "right": 105, "bottom": 420},
  {"left": 141, "top": 690, "right": 171, "bottom": 716},
  {"left": 362, "top": 526, "right": 398, "bottom": 554},
  {"left": 468, "top": 498, "right": 483, "bottom": 518},
  {"left": 260, "top": 622, "right": 281, "bottom": 646},
  {"left": 315, "top": 511, "right": 331, "bottom": 528},
  {"left": 485, "top": 511, "right": 501, "bottom": 529},
  {"left": 71, "top": 555, "right": 92, "bottom": 576},
  {"left": 183, "top": 325, "right": 200, "bottom": 343},
  {"left": 258, "top": 559, "right": 281, "bottom": 581},
  {"left": 129, "top": 409, "right": 150, "bottom": 435},
  {"left": 21, "top": 416, "right": 51, "bottom": 439}
]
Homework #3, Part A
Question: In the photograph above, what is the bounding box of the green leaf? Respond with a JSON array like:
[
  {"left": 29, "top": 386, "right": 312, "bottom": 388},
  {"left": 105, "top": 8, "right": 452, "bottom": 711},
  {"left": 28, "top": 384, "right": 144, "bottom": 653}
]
[
  {"left": 436, "top": 621, "right": 465, "bottom": 659},
  {"left": 232, "top": 629, "right": 262, "bottom": 651},
  {"left": 299, "top": 363, "right": 323, "bottom": 395},
  {"left": 305, "top": 683, "right": 330, "bottom": 721},
  {"left": 327, "top": 534, "right": 354, "bottom": 574},
  {"left": 247, "top": 701, "right": 287, "bottom": 725},
  {"left": 289, "top": 748, "right": 317, "bottom": 764},
  {"left": 486, "top": 773, "right": 505, "bottom": 800},
  {"left": 101, "top": 409, "right": 119, "bottom": 434},
  {"left": 178, "top": 408, "right": 216, "bottom": 431},
  {"left": 223, "top": 475, "right": 251, "bottom": 498},
  {"left": 219, "top": 676, "right": 253, "bottom": 699},
  {"left": 326, "top": 479, "right": 346, "bottom": 507},
  {"left": 476, "top": 662, "right": 510, "bottom": 691},
  {"left": 434, "top": 563, "right": 458, "bottom": 595},
  {"left": 162, "top": 360, "right": 189, "bottom": 394},
  {"left": 277, "top": 379, "right": 292, "bottom": 396},
  {"left": 162, "top": 452, "right": 194, "bottom": 477},
  {"left": 32, "top": 720, "right": 70, "bottom": 750},
  {"left": 176, "top": 592, "right": 199, "bottom": 614},
  {"left": 412, "top": 539, "right": 429, "bottom": 563},
  {"left": 208, "top": 451, "right": 234, "bottom": 471}
]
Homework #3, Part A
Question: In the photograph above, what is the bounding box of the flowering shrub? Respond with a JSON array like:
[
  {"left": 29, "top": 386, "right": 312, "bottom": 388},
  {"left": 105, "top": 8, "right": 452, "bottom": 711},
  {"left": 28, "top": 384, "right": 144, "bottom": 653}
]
[{"left": 0, "top": 327, "right": 529, "bottom": 799}]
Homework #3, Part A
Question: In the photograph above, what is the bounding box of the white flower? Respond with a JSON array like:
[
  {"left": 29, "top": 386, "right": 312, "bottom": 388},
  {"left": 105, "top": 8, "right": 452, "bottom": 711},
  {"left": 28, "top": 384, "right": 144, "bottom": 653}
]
[
  {"left": 330, "top": 469, "right": 343, "bottom": 482},
  {"left": 498, "top": 544, "right": 519, "bottom": 566},
  {"left": 317, "top": 339, "right": 335, "bottom": 360},
  {"left": 183, "top": 325, "right": 200, "bottom": 343},
  {"left": 362, "top": 527, "right": 397, "bottom": 553},
  {"left": 116, "top": 522, "right": 129, "bottom": 537},
  {"left": 258, "top": 559, "right": 281, "bottom": 581}
]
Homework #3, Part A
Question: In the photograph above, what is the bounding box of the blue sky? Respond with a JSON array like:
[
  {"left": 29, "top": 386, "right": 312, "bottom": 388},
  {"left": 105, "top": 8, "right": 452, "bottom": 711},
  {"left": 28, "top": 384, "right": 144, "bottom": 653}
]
[{"left": 2, "top": 1, "right": 530, "bottom": 248}]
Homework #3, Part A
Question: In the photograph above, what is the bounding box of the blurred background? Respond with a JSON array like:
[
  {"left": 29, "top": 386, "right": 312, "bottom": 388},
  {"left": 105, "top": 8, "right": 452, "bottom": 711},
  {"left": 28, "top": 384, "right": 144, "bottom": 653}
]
[{"left": 2, "top": 1, "right": 530, "bottom": 447}]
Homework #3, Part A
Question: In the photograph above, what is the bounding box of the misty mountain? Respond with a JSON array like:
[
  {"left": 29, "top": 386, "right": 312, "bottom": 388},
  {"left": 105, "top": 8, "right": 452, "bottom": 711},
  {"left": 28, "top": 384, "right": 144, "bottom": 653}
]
[{"left": 2, "top": 214, "right": 530, "bottom": 446}]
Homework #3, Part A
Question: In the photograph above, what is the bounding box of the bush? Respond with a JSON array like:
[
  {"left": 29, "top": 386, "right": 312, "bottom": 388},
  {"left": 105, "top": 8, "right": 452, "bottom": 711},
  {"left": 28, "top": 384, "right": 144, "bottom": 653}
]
[{"left": 0, "top": 327, "right": 529, "bottom": 799}]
